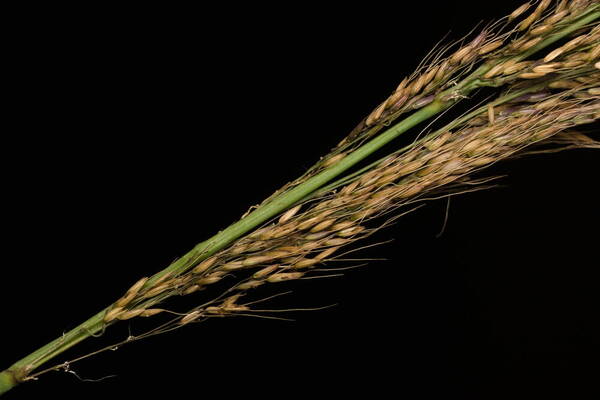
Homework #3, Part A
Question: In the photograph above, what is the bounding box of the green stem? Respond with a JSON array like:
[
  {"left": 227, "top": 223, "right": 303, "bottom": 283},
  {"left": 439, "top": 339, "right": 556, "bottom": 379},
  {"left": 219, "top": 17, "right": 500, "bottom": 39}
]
[{"left": 2, "top": 7, "right": 599, "bottom": 396}]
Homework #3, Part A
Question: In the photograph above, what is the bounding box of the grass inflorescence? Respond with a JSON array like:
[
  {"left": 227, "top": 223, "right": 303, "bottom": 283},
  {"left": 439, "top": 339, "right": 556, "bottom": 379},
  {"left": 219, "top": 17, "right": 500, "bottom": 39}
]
[{"left": 1, "top": 0, "right": 599, "bottom": 395}]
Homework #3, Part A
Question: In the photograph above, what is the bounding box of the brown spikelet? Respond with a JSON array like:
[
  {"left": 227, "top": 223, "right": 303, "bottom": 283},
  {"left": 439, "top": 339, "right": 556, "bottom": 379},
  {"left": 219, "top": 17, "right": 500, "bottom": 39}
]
[
  {"left": 532, "top": 63, "right": 562, "bottom": 74},
  {"left": 530, "top": 24, "right": 553, "bottom": 36},
  {"left": 139, "top": 309, "right": 165, "bottom": 317},
  {"left": 322, "top": 153, "right": 346, "bottom": 168},
  {"left": 116, "top": 309, "right": 145, "bottom": 321},
  {"left": 484, "top": 63, "right": 505, "bottom": 79},
  {"left": 266, "top": 272, "right": 305, "bottom": 283},
  {"left": 518, "top": 37, "right": 543, "bottom": 51},
  {"left": 180, "top": 311, "right": 202, "bottom": 325},
  {"left": 366, "top": 102, "right": 387, "bottom": 126},
  {"left": 197, "top": 273, "right": 225, "bottom": 286},
  {"left": 337, "top": 227, "right": 365, "bottom": 238},
  {"left": 193, "top": 256, "right": 218, "bottom": 274},
  {"left": 315, "top": 246, "right": 341, "bottom": 261},
  {"left": 115, "top": 277, "right": 148, "bottom": 308},
  {"left": 278, "top": 205, "right": 302, "bottom": 224},
  {"left": 103, "top": 307, "right": 124, "bottom": 323},
  {"left": 479, "top": 40, "right": 504, "bottom": 55},
  {"left": 237, "top": 280, "right": 264, "bottom": 290},
  {"left": 509, "top": 2, "right": 532, "bottom": 22},
  {"left": 183, "top": 285, "right": 202, "bottom": 295},
  {"left": 142, "top": 284, "right": 170, "bottom": 299},
  {"left": 519, "top": 72, "right": 547, "bottom": 79},
  {"left": 252, "top": 265, "right": 280, "bottom": 279},
  {"left": 503, "top": 61, "right": 533, "bottom": 75}
]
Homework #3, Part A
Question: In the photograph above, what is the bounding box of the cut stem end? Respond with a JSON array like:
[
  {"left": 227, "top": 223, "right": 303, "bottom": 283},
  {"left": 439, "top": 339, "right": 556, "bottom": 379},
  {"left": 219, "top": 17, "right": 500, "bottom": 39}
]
[{"left": 0, "top": 370, "right": 18, "bottom": 396}]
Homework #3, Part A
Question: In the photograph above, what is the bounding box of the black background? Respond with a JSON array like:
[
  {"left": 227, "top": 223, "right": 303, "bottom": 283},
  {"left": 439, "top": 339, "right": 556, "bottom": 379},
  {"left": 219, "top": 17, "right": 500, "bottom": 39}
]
[{"left": 2, "top": 1, "right": 599, "bottom": 399}]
